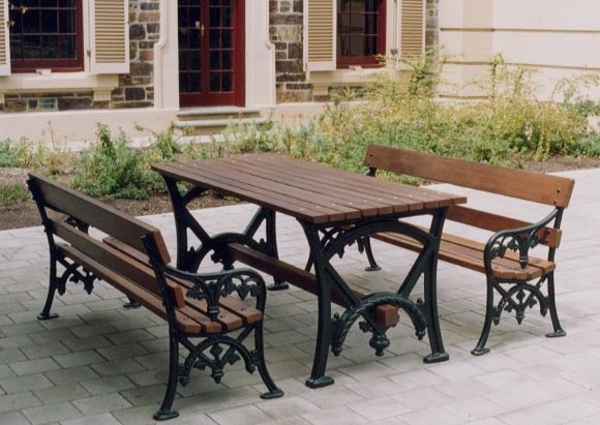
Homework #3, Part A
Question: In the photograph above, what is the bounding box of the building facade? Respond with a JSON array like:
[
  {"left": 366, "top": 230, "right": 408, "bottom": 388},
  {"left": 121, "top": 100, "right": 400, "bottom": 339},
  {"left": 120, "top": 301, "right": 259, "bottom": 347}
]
[
  {"left": 0, "top": 0, "right": 434, "bottom": 142},
  {"left": 1, "top": 0, "right": 598, "bottom": 143}
]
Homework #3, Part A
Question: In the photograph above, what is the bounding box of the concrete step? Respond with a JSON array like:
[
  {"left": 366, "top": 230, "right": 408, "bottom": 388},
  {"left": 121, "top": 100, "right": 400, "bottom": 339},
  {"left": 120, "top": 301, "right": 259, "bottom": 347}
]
[{"left": 173, "top": 107, "right": 266, "bottom": 136}]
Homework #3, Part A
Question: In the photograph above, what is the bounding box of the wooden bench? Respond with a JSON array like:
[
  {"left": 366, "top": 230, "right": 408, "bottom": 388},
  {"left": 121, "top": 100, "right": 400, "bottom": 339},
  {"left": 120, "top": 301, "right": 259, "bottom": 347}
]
[
  {"left": 27, "top": 172, "right": 283, "bottom": 421},
  {"left": 361, "top": 144, "right": 575, "bottom": 355}
]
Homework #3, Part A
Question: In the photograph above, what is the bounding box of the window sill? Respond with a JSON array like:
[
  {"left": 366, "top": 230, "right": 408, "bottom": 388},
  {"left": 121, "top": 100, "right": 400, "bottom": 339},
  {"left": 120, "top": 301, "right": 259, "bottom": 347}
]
[{"left": 0, "top": 72, "right": 118, "bottom": 97}]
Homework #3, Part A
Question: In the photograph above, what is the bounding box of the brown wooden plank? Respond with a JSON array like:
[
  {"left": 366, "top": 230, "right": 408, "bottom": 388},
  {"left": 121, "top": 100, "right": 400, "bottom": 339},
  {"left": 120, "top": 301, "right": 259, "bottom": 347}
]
[
  {"left": 27, "top": 172, "right": 171, "bottom": 264},
  {"left": 103, "top": 237, "right": 262, "bottom": 328},
  {"left": 372, "top": 231, "right": 553, "bottom": 280},
  {"left": 226, "top": 243, "right": 400, "bottom": 327},
  {"left": 217, "top": 158, "right": 391, "bottom": 216},
  {"left": 224, "top": 154, "right": 465, "bottom": 211},
  {"left": 364, "top": 145, "right": 575, "bottom": 207},
  {"left": 53, "top": 220, "right": 165, "bottom": 298},
  {"left": 56, "top": 244, "right": 219, "bottom": 334},
  {"left": 153, "top": 161, "right": 349, "bottom": 223},
  {"left": 447, "top": 205, "right": 562, "bottom": 248}
]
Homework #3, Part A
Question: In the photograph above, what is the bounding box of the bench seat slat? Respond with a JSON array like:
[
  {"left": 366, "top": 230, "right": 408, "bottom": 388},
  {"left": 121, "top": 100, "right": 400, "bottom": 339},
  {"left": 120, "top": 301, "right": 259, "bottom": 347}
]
[
  {"left": 57, "top": 244, "right": 214, "bottom": 334},
  {"left": 103, "top": 237, "right": 262, "bottom": 328},
  {"left": 372, "top": 232, "right": 553, "bottom": 281}
]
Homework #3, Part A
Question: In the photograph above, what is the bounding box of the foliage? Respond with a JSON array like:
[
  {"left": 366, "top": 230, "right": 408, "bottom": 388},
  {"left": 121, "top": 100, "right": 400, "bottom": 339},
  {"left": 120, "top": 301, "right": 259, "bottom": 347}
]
[
  {"left": 72, "top": 124, "right": 165, "bottom": 199},
  {"left": 222, "top": 53, "right": 600, "bottom": 171},
  {"left": 2, "top": 51, "right": 600, "bottom": 208},
  {"left": 0, "top": 183, "right": 29, "bottom": 207}
]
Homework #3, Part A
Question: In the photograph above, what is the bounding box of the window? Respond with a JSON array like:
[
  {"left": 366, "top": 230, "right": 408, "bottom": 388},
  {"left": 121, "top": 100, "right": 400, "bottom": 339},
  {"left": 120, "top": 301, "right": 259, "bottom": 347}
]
[
  {"left": 337, "top": 0, "right": 385, "bottom": 68},
  {"left": 9, "top": 0, "right": 84, "bottom": 73},
  {"left": 303, "top": 0, "right": 425, "bottom": 74}
]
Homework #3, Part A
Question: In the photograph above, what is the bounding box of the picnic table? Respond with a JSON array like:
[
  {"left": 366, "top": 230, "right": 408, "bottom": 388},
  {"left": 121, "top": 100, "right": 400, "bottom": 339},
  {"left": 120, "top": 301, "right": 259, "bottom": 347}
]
[{"left": 152, "top": 153, "right": 466, "bottom": 388}]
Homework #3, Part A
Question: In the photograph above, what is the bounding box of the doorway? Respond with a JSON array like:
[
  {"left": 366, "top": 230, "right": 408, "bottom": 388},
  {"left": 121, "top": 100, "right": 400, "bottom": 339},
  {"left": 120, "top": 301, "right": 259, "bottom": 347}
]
[{"left": 178, "top": 0, "right": 245, "bottom": 107}]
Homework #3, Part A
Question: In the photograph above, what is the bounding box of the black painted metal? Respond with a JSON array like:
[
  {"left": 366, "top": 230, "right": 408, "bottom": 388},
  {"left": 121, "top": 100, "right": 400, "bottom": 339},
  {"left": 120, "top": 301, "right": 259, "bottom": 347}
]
[
  {"left": 301, "top": 209, "right": 450, "bottom": 386},
  {"left": 472, "top": 208, "right": 567, "bottom": 355},
  {"left": 156, "top": 169, "right": 453, "bottom": 388},
  {"left": 142, "top": 236, "right": 283, "bottom": 420},
  {"left": 28, "top": 175, "right": 283, "bottom": 421}
]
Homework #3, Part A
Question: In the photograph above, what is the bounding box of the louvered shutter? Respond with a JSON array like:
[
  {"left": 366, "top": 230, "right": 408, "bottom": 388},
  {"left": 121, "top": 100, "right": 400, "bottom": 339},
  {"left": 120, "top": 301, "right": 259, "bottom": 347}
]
[
  {"left": 90, "top": 0, "right": 129, "bottom": 74},
  {"left": 0, "top": 0, "right": 9, "bottom": 75},
  {"left": 303, "top": 0, "right": 336, "bottom": 72},
  {"left": 400, "top": 0, "right": 424, "bottom": 58}
]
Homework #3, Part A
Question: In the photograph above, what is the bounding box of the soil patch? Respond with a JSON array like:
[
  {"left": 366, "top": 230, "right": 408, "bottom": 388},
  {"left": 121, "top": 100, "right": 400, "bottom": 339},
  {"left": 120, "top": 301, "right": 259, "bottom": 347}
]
[{"left": 2, "top": 156, "right": 599, "bottom": 231}]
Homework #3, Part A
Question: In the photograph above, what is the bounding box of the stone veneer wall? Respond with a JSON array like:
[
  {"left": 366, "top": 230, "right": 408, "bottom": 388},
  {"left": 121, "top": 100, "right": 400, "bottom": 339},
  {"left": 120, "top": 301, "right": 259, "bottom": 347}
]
[
  {"left": 2, "top": 0, "right": 158, "bottom": 113},
  {"left": 269, "top": 0, "right": 309, "bottom": 103},
  {"left": 270, "top": 0, "right": 440, "bottom": 103}
]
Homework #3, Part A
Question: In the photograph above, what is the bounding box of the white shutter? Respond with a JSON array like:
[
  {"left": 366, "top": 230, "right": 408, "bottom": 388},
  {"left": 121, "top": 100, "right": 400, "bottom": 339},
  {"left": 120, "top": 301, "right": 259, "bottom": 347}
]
[
  {"left": 90, "top": 0, "right": 129, "bottom": 74},
  {"left": 400, "top": 0, "right": 425, "bottom": 58},
  {"left": 303, "top": 0, "right": 336, "bottom": 72},
  {"left": 0, "top": 0, "right": 9, "bottom": 75}
]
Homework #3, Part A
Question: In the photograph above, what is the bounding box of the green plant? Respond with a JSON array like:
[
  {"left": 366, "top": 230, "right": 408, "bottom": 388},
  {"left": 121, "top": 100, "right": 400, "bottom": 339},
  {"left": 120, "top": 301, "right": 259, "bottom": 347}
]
[
  {"left": 72, "top": 124, "right": 159, "bottom": 199},
  {"left": 0, "top": 183, "right": 29, "bottom": 207}
]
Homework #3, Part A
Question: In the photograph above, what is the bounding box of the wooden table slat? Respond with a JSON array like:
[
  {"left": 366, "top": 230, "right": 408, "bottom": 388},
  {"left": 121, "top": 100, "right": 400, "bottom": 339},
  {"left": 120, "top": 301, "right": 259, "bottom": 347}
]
[
  {"left": 154, "top": 162, "right": 350, "bottom": 223},
  {"left": 217, "top": 158, "right": 395, "bottom": 216},
  {"left": 225, "top": 154, "right": 464, "bottom": 209}
]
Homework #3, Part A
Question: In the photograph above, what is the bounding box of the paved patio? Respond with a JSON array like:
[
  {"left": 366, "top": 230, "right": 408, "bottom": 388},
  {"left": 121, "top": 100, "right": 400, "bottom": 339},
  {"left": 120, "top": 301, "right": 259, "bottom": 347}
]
[{"left": 1, "top": 168, "right": 600, "bottom": 425}]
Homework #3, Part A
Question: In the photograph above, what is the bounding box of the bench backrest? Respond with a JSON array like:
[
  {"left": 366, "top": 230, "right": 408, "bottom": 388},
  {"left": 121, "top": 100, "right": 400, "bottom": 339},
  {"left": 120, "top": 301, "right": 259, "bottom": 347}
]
[
  {"left": 363, "top": 145, "right": 576, "bottom": 248},
  {"left": 27, "top": 171, "right": 172, "bottom": 275},
  {"left": 364, "top": 144, "right": 575, "bottom": 208}
]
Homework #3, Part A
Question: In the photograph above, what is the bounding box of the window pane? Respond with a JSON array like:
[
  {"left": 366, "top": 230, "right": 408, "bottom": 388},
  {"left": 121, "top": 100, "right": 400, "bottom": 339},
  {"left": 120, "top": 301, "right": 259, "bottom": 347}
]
[
  {"left": 337, "top": 0, "right": 383, "bottom": 65},
  {"left": 41, "top": 36, "right": 59, "bottom": 59},
  {"left": 9, "top": 1, "right": 82, "bottom": 70},
  {"left": 59, "top": 36, "right": 76, "bottom": 58}
]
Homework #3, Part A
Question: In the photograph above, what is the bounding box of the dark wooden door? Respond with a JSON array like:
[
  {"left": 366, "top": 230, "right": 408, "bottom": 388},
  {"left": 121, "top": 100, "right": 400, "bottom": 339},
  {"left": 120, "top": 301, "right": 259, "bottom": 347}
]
[{"left": 178, "top": 0, "right": 244, "bottom": 107}]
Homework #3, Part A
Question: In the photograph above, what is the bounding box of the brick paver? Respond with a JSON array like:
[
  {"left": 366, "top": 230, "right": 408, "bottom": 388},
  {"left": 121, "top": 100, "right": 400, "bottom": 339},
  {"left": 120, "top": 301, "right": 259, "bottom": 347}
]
[{"left": 1, "top": 168, "right": 599, "bottom": 424}]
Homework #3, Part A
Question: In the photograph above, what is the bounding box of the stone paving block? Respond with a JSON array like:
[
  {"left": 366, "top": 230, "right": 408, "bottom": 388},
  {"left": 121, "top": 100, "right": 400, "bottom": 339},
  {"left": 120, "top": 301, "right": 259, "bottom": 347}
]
[
  {"left": 1, "top": 372, "right": 55, "bottom": 393},
  {"left": 208, "top": 403, "right": 276, "bottom": 425},
  {"left": 349, "top": 396, "right": 413, "bottom": 421},
  {"left": 96, "top": 342, "right": 149, "bottom": 361},
  {"left": 10, "top": 357, "right": 62, "bottom": 375},
  {"left": 90, "top": 358, "right": 147, "bottom": 377},
  {"left": 34, "top": 383, "right": 90, "bottom": 404},
  {"left": 72, "top": 393, "right": 133, "bottom": 415},
  {"left": 53, "top": 349, "right": 105, "bottom": 368},
  {"left": 22, "top": 401, "right": 83, "bottom": 425},
  {"left": 397, "top": 405, "right": 469, "bottom": 425},
  {"left": 0, "top": 410, "right": 31, "bottom": 425},
  {"left": 300, "top": 405, "right": 371, "bottom": 425},
  {"left": 61, "top": 412, "right": 123, "bottom": 425},
  {"left": 79, "top": 375, "right": 137, "bottom": 396},
  {"left": 119, "top": 384, "right": 166, "bottom": 406},
  {"left": 0, "top": 392, "right": 41, "bottom": 414},
  {"left": 44, "top": 366, "right": 100, "bottom": 386},
  {"left": 0, "top": 347, "right": 27, "bottom": 364}
]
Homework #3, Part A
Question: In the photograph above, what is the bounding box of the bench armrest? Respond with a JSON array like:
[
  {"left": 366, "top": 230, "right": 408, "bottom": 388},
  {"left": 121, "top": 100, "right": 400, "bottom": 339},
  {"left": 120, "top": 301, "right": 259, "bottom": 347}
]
[
  {"left": 162, "top": 265, "right": 267, "bottom": 319},
  {"left": 483, "top": 208, "right": 560, "bottom": 271}
]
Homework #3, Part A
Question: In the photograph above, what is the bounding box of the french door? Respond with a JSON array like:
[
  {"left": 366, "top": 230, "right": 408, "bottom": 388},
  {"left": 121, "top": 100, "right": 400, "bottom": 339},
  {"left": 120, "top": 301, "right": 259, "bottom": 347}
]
[{"left": 178, "top": 0, "right": 245, "bottom": 107}]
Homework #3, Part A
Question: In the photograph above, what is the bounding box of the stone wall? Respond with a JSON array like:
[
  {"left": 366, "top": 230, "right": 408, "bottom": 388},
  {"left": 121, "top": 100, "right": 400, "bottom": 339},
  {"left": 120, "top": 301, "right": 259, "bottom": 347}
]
[
  {"left": 270, "top": 0, "right": 440, "bottom": 103},
  {"left": 118, "top": 0, "right": 160, "bottom": 109},
  {"left": 2, "top": 0, "right": 158, "bottom": 113},
  {"left": 269, "top": 0, "right": 310, "bottom": 103}
]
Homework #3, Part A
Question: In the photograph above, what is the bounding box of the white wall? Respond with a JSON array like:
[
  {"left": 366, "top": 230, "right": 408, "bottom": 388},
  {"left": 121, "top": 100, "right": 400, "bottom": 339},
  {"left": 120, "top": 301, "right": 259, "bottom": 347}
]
[{"left": 439, "top": 0, "right": 600, "bottom": 101}]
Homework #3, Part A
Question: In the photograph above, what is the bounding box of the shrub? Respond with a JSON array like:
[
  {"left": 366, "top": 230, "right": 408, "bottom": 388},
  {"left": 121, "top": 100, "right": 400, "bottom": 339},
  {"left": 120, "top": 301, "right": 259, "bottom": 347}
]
[
  {"left": 72, "top": 124, "right": 162, "bottom": 199},
  {"left": 0, "top": 184, "right": 29, "bottom": 207}
]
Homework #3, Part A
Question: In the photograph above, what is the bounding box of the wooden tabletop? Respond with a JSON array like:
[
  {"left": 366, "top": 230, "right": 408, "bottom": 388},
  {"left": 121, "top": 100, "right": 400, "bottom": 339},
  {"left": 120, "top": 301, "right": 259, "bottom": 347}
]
[{"left": 152, "top": 154, "right": 467, "bottom": 224}]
